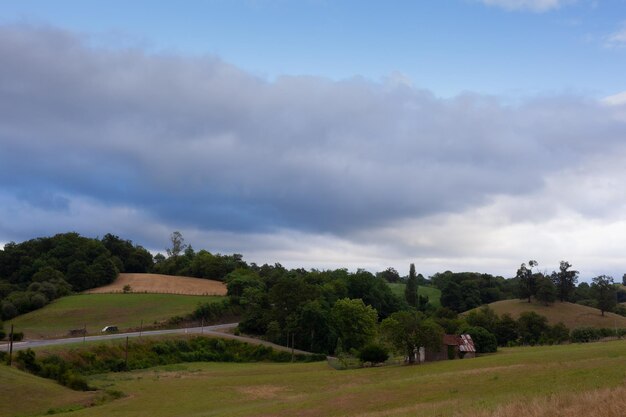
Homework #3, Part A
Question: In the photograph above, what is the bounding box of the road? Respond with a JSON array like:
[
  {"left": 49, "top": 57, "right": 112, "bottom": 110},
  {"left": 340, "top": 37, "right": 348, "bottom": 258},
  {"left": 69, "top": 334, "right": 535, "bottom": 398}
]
[{"left": 1, "top": 323, "right": 313, "bottom": 355}]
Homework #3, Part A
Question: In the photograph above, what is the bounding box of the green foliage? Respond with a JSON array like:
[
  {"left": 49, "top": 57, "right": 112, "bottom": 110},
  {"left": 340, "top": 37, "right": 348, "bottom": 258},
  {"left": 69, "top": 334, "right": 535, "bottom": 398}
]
[
  {"left": 535, "top": 276, "right": 557, "bottom": 305},
  {"left": 358, "top": 343, "right": 389, "bottom": 365},
  {"left": 377, "top": 267, "right": 400, "bottom": 283},
  {"left": 381, "top": 310, "right": 444, "bottom": 363},
  {"left": 460, "top": 326, "right": 497, "bottom": 353},
  {"left": 330, "top": 298, "right": 378, "bottom": 353},
  {"left": 591, "top": 275, "right": 617, "bottom": 316},
  {"left": 13, "top": 337, "right": 324, "bottom": 392},
  {"left": 517, "top": 311, "right": 549, "bottom": 345},
  {"left": 569, "top": 327, "right": 626, "bottom": 343},
  {"left": 0, "top": 232, "right": 146, "bottom": 319},
  {"left": 493, "top": 313, "right": 518, "bottom": 346},
  {"left": 550, "top": 261, "right": 578, "bottom": 302},
  {"left": 517, "top": 260, "right": 538, "bottom": 303},
  {"left": 405, "top": 264, "right": 418, "bottom": 308},
  {"left": 435, "top": 271, "right": 508, "bottom": 313}
]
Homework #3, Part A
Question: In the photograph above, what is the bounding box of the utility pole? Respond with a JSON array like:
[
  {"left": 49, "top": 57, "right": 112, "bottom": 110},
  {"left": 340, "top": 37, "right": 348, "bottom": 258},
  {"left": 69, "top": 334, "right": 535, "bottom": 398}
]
[
  {"left": 124, "top": 336, "right": 129, "bottom": 369},
  {"left": 8, "top": 324, "right": 14, "bottom": 366},
  {"left": 83, "top": 324, "right": 86, "bottom": 343},
  {"left": 139, "top": 320, "right": 143, "bottom": 337}
]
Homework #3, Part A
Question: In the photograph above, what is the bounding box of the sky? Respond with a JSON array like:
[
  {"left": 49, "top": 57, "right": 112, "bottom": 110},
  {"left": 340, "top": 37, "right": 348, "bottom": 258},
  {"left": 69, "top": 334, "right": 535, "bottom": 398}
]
[{"left": 1, "top": 0, "right": 626, "bottom": 280}]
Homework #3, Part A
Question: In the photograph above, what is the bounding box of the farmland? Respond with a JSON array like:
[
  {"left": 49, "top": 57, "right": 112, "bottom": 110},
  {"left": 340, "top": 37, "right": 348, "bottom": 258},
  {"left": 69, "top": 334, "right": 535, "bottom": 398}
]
[
  {"left": 4, "top": 338, "right": 623, "bottom": 417},
  {"left": 85, "top": 273, "right": 227, "bottom": 296},
  {"left": 8, "top": 293, "right": 223, "bottom": 339}
]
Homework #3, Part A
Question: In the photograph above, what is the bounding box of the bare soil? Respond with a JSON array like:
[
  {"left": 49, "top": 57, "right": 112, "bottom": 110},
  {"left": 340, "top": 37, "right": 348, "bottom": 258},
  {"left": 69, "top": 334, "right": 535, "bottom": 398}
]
[{"left": 85, "top": 273, "right": 227, "bottom": 296}]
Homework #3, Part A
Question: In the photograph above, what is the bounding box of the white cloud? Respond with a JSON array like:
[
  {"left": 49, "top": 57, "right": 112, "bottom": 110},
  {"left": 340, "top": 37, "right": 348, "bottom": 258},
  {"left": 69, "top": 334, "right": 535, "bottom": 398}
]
[
  {"left": 605, "top": 23, "right": 626, "bottom": 48},
  {"left": 479, "top": 0, "right": 571, "bottom": 12}
]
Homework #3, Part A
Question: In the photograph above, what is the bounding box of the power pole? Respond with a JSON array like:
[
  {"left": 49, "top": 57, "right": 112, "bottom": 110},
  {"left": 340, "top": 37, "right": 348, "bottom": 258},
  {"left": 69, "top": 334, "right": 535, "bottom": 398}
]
[
  {"left": 124, "top": 336, "right": 129, "bottom": 369},
  {"left": 8, "top": 324, "right": 14, "bottom": 366}
]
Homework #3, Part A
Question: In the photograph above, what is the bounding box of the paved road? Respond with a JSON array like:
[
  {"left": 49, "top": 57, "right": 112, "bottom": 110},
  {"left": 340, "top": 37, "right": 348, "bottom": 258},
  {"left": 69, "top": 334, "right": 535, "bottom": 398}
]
[{"left": 1, "top": 323, "right": 313, "bottom": 355}]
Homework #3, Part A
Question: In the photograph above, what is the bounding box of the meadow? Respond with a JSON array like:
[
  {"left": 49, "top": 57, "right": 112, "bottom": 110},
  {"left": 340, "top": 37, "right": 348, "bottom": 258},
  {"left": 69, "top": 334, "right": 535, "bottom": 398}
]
[
  {"left": 8, "top": 338, "right": 618, "bottom": 417},
  {"left": 8, "top": 293, "right": 223, "bottom": 339},
  {"left": 387, "top": 283, "right": 441, "bottom": 307}
]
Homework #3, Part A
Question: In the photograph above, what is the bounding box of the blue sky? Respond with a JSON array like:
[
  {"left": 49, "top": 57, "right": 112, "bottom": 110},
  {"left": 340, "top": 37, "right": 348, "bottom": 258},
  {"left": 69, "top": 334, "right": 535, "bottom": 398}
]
[{"left": 1, "top": 0, "right": 626, "bottom": 279}]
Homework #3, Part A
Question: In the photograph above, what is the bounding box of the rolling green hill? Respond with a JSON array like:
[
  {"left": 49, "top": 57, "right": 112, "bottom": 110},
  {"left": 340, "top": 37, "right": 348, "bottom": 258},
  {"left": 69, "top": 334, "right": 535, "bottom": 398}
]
[
  {"left": 8, "top": 293, "right": 223, "bottom": 339},
  {"left": 387, "top": 283, "right": 441, "bottom": 307},
  {"left": 471, "top": 299, "right": 626, "bottom": 329}
]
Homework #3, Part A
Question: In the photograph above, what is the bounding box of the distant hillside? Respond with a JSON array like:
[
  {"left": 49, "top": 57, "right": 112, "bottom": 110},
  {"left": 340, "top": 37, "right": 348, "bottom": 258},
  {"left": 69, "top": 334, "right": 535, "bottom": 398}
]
[
  {"left": 85, "top": 273, "right": 227, "bottom": 296},
  {"left": 387, "top": 283, "right": 441, "bottom": 307},
  {"left": 474, "top": 299, "right": 626, "bottom": 329}
]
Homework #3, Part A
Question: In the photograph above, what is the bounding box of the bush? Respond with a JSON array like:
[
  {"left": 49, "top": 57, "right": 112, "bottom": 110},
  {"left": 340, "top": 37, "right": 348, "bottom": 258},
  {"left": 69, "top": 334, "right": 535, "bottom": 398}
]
[
  {"left": 358, "top": 343, "right": 389, "bottom": 365},
  {"left": 571, "top": 327, "right": 601, "bottom": 343}
]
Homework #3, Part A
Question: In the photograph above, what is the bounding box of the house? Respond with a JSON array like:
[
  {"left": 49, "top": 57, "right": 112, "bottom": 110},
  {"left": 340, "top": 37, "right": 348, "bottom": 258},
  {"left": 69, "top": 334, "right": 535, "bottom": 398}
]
[{"left": 424, "top": 334, "right": 476, "bottom": 362}]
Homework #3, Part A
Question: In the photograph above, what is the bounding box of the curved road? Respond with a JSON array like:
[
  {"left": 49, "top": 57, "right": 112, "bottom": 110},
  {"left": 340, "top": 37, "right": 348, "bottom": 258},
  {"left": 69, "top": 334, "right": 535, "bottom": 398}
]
[{"left": 2, "top": 323, "right": 313, "bottom": 355}]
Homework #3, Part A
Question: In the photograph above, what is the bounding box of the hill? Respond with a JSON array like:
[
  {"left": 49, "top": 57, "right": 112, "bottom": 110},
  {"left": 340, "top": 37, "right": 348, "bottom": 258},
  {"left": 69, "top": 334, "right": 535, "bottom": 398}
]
[
  {"left": 0, "top": 365, "right": 96, "bottom": 417},
  {"left": 387, "top": 283, "right": 441, "bottom": 307},
  {"left": 8, "top": 293, "right": 223, "bottom": 339},
  {"left": 60, "top": 340, "right": 626, "bottom": 417},
  {"left": 475, "top": 299, "right": 626, "bottom": 329},
  {"left": 85, "top": 273, "right": 227, "bottom": 296}
]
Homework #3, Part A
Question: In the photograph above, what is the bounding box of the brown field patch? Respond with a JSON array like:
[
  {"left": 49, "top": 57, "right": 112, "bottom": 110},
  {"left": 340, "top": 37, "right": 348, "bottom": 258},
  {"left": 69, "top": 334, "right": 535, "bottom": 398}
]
[
  {"left": 84, "top": 273, "right": 227, "bottom": 296},
  {"left": 237, "top": 385, "right": 286, "bottom": 400}
]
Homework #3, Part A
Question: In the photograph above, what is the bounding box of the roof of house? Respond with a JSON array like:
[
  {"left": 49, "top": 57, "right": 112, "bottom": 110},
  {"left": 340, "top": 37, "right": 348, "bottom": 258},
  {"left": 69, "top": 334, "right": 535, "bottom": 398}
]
[{"left": 442, "top": 334, "right": 476, "bottom": 353}]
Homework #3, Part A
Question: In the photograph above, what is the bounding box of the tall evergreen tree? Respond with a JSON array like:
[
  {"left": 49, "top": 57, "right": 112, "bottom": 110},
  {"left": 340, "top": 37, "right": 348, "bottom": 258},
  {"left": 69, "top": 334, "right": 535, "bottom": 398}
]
[{"left": 405, "top": 263, "right": 418, "bottom": 308}]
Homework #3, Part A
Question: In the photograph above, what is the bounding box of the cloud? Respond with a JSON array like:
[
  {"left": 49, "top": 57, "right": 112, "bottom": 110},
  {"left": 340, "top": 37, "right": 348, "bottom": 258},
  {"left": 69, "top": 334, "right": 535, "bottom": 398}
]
[
  {"left": 478, "top": 0, "right": 571, "bottom": 12},
  {"left": 605, "top": 23, "right": 626, "bottom": 48},
  {"left": 1, "top": 24, "right": 626, "bottom": 277}
]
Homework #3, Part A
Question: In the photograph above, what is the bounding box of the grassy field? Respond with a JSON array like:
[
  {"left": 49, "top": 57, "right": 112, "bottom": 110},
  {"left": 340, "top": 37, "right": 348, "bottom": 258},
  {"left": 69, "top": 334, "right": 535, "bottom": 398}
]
[
  {"left": 85, "top": 273, "right": 227, "bottom": 296},
  {"left": 474, "top": 299, "right": 626, "bottom": 329},
  {"left": 388, "top": 283, "right": 441, "bottom": 307},
  {"left": 42, "top": 339, "right": 625, "bottom": 417},
  {"left": 8, "top": 293, "right": 223, "bottom": 339},
  {"left": 0, "top": 364, "right": 97, "bottom": 417}
]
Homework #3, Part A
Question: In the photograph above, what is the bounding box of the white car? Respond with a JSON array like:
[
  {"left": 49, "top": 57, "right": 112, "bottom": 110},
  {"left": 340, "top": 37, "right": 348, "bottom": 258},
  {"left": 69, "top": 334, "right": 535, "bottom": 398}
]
[{"left": 101, "top": 326, "right": 119, "bottom": 333}]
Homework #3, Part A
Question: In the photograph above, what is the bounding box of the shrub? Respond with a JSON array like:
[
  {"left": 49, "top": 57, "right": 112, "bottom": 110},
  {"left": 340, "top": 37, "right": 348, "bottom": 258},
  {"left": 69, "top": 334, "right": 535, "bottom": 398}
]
[
  {"left": 358, "top": 343, "right": 389, "bottom": 365},
  {"left": 571, "top": 327, "right": 601, "bottom": 343}
]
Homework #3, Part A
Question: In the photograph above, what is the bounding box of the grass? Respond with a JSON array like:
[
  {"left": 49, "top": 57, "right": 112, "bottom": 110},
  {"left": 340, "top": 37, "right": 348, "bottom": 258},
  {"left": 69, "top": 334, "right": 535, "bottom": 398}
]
[
  {"left": 54, "top": 339, "right": 626, "bottom": 417},
  {"left": 9, "top": 293, "right": 224, "bottom": 339},
  {"left": 475, "top": 299, "right": 626, "bottom": 329},
  {"left": 0, "top": 364, "right": 96, "bottom": 417},
  {"left": 388, "top": 283, "right": 441, "bottom": 307}
]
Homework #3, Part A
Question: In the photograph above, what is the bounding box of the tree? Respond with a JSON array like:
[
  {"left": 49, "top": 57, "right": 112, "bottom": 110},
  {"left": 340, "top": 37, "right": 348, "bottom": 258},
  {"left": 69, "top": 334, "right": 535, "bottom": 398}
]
[
  {"left": 330, "top": 298, "right": 378, "bottom": 353},
  {"left": 517, "top": 260, "right": 538, "bottom": 303},
  {"left": 591, "top": 275, "right": 616, "bottom": 316},
  {"left": 166, "top": 231, "right": 187, "bottom": 259},
  {"left": 517, "top": 311, "right": 549, "bottom": 345},
  {"left": 405, "top": 263, "right": 418, "bottom": 308},
  {"left": 535, "top": 276, "right": 557, "bottom": 306},
  {"left": 381, "top": 310, "right": 444, "bottom": 364},
  {"left": 377, "top": 267, "right": 400, "bottom": 283},
  {"left": 551, "top": 261, "right": 578, "bottom": 302},
  {"left": 460, "top": 326, "right": 497, "bottom": 353}
]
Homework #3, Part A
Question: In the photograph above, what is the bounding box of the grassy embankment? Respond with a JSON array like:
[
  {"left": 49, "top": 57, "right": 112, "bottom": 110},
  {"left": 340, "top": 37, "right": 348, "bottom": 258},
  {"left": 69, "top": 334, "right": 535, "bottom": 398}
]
[
  {"left": 475, "top": 299, "right": 626, "bottom": 329},
  {"left": 85, "top": 273, "right": 227, "bottom": 295},
  {"left": 0, "top": 364, "right": 98, "bottom": 417},
  {"left": 8, "top": 293, "right": 224, "bottom": 339},
  {"left": 387, "top": 283, "right": 441, "bottom": 307},
  {"left": 49, "top": 339, "right": 626, "bottom": 417}
]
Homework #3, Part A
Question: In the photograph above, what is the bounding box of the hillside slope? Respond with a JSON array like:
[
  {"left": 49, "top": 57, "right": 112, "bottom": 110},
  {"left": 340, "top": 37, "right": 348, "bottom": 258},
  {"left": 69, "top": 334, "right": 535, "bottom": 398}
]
[
  {"left": 9, "top": 293, "right": 223, "bottom": 339},
  {"left": 85, "top": 273, "right": 227, "bottom": 296},
  {"left": 0, "top": 365, "right": 96, "bottom": 417},
  {"left": 477, "top": 299, "right": 626, "bottom": 329}
]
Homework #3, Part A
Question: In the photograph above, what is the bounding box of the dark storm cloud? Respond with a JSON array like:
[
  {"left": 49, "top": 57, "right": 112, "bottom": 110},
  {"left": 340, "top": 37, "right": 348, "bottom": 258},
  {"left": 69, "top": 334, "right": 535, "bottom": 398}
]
[{"left": 1, "top": 24, "right": 625, "bottom": 238}]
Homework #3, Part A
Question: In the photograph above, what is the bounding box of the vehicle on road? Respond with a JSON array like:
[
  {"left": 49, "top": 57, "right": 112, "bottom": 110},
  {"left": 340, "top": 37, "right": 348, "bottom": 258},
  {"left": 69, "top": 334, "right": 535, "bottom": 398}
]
[{"left": 101, "top": 326, "right": 118, "bottom": 333}]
